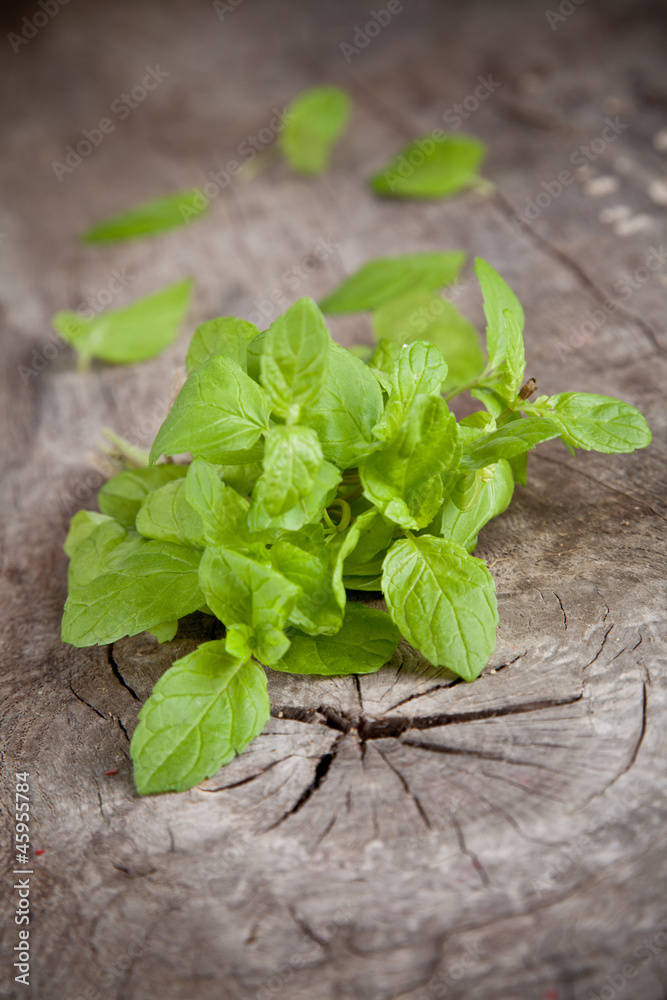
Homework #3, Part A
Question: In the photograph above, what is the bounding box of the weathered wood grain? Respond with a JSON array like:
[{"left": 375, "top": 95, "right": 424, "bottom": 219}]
[{"left": 1, "top": 1, "right": 667, "bottom": 998}]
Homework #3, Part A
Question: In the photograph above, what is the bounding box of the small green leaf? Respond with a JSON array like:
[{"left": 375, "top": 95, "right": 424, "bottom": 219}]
[
  {"left": 198, "top": 546, "right": 300, "bottom": 664},
  {"left": 360, "top": 395, "right": 460, "bottom": 529},
  {"left": 273, "top": 603, "right": 401, "bottom": 675},
  {"left": 435, "top": 461, "right": 514, "bottom": 552},
  {"left": 150, "top": 355, "right": 271, "bottom": 464},
  {"left": 259, "top": 297, "right": 330, "bottom": 420},
  {"left": 130, "top": 642, "right": 269, "bottom": 794},
  {"left": 474, "top": 258, "right": 524, "bottom": 370},
  {"left": 62, "top": 542, "right": 203, "bottom": 647},
  {"left": 249, "top": 459, "right": 341, "bottom": 533},
  {"left": 53, "top": 279, "right": 193, "bottom": 365},
  {"left": 541, "top": 393, "right": 652, "bottom": 453},
  {"left": 148, "top": 620, "right": 179, "bottom": 643},
  {"left": 184, "top": 459, "right": 252, "bottom": 547},
  {"left": 67, "top": 518, "right": 143, "bottom": 590},
  {"left": 319, "top": 252, "right": 465, "bottom": 313},
  {"left": 81, "top": 189, "right": 209, "bottom": 243},
  {"left": 256, "top": 426, "right": 323, "bottom": 517},
  {"left": 280, "top": 86, "right": 351, "bottom": 175},
  {"left": 460, "top": 416, "right": 560, "bottom": 471},
  {"left": 64, "top": 510, "right": 114, "bottom": 558},
  {"left": 499, "top": 309, "right": 526, "bottom": 402},
  {"left": 372, "top": 291, "right": 485, "bottom": 393},
  {"left": 136, "top": 479, "right": 206, "bottom": 548},
  {"left": 382, "top": 534, "right": 498, "bottom": 680},
  {"left": 98, "top": 465, "right": 188, "bottom": 527},
  {"left": 270, "top": 528, "right": 343, "bottom": 635},
  {"left": 186, "top": 317, "right": 260, "bottom": 374},
  {"left": 371, "top": 134, "right": 486, "bottom": 199},
  {"left": 373, "top": 341, "right": 448, "bottom": 440}
]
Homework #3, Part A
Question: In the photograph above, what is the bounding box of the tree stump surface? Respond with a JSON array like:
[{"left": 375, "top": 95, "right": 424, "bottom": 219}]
[{"left": 1, "top": 2, "right": 667, "bottom": 998}]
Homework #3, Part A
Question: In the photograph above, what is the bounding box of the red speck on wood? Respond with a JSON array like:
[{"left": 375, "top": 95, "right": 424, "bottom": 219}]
[
  {"left": 105, "top": 769, "right": 119, "bottom": 776},
  {"left": 34, "top": 849, "right": 45, "bottom": 856}
]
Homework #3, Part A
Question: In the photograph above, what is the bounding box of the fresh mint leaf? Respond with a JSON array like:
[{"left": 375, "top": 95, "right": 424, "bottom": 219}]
[
  {"left": 301, "top": 342, "right": 383, "bottom": 468},
  {"left": 319, "top": 252, "right": 465, "bottom": 313},
  {"left": 539, "top": 393, "right": 652, "bottom": 453},
  {"left": 499, "top": 309, "right": 526, "bottom": 402},
  {"left": 259, "top": 297, "right": 330, "bottom": 421},
  {"left": 81, "top": 189, "right": 209, "bottom": 243},
  {"left": 53, "top": 279, "right": 193, "bottom": 365},
  {"left": 150, "top": 355, "right": 271, "bottom": 464},
  {"left": 382, "top": 534, "right": 498, "bottom": 680},
  {"left": 343, "top": 510, "right": 394, "bottom": 567},
  {"left": 186, "top": 317, "right": 259, "bottom": 374},
  {"left": 360, "top": 395, "right": 460, "bottom": 529},
  {"left": 184, "top": 459, "right": 251, "bottom": 547},
  {"left": 257, "top": 426, "right": 323, "bottom": 517},
  {"left": 198, "top": 546, "right": 300, "bottom": 664},
  {"left": 249, "top": 459, "right": 341, "bottom": 533},
  {"left": 435, "top": 460, "right": 514, "bottom": 552},
  {"left": 67, "top": 518, "right": 143, "bottom": 590},
  {"left": 62, "top": 541, "right": 203, "bottom": 647},
  {"left": 280, "top": 86, "right": 351, "bottom": 175},
  {"left": 460, "top": 416, "right": 560, "bottom": 471},
  {"left": 130, "top": 642, "right": 269, "bottom": 794},
  {"left": 147, "top": 620, "right": 179, "bottom": 644},
  {"left": 474, "top": 258, "right": 524, "bottom": 370},
  {"left": 64, "top": 510, "right": 114, "bottom": 558},
  {"left": 372, "top": 292, "right": 485, "bottom": 393},
  {"left": 136, "top": 479, "right": 206, "bottom": 548},
  {"left": 98, "top": 465, "right": 188, "bottom": 527},
  {"left": 270, "top": 531, "right": 343, "bottom": 635},
  {"left": 371, "top": 134, "right": 486, "bottom": 199},
  {"left": 373, "top": 341, "right": 449, "bottom": 440},
  {"left": 273, "top": 602, "right": 401, "bottom": 675}
]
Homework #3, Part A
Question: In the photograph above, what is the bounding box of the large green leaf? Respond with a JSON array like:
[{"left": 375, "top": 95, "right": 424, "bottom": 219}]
[
  {"left": 259, "top": 297, "right": 330, "bottom": 421},
  {"left": 319, "top": 252, "right": 465, "bottom": 313},
  {"left": 460, "top": 417, "right": 560, "bottom": 471},
  {"left": 382, "top": 535, "right": 498, "bottom": 680},
  {"left": 256, "top": 426, "right": 323, "bottom": 517},
  {"left": 98, "top": 465, "right": 188, "bottom": 527},
  {"left": 130, "top": 642, "right": 269, "bottom": 794},
  {"left": 434, "top": 460, "right": 514, "bottom": 552},
  {"left": 541, "top": 393, "right": 652, "bottom": 453},
  {"left": 135, "top": 479, "right": 206, "bottom": 548},
  {"left": 474, "top": 258, "right": 524, "bottom": 370},
  {"left": 373, "top": 341, "right": 448, "bottom": 440}
]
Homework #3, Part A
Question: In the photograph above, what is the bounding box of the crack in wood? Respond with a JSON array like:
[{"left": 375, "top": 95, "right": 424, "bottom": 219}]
[
  {"left": 265, "top": 734, "right": 344, "bottom": 829},
  {"left": 68, "top": 681, "right": 106, "bottom": 720},
  {"left": 107, "top": 645, "right": 139, "bottom": 701},
  {"left": 584, "top": 625, "right": 614, "bottom": 670}
]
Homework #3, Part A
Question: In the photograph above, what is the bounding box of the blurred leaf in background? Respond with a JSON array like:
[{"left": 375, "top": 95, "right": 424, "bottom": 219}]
[
  {"left": 371, "top": 133, "right": 486, "bottom": 198},
  {"left": 280, "top": 85, "right": 351, "bottom": 175},
  {"left": 81, "top": 189, "right": 209, "bottom": 243}
]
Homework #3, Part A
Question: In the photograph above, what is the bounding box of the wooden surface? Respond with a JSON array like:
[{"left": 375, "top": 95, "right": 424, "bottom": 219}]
[{"left": 2, "top": 1, "right": 667, "bottom": 998}]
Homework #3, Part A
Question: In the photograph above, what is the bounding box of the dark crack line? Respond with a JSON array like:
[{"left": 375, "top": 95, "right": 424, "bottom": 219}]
[
  {"left": 402, "top": 738, "right": 553, "bottom": 770},
  {"left": 584, "top": 625, "right": 614, "bottom": 670},
  {"left": 114, "top": 716, "right": 130, "bottom": 741},
  {"left": 554, "top": 592, "right": 568, "bottom": 630},
  {"left": 386, "top": 678, "right": 462, "bottom": 714},
  {"left": 68, "top": 681, "right": 105, "bottom": 720},
  {"left": 450, "top": 811, "right": 491, "bottom": 887},
  {"left": 595, "top": 590, "right": 611, "bottom": 623},
  {"left": 406, "top": 693, "right": 584, "bottom": 730},
  {"left": 374, "top": 744, "right": 432, "bottom": 829},
  {"left": 265, "top": 735, "right": 343, "bottom": 829},
  {"left": 202, "top": 756, "right": 289, "bottom": 792},
  {"left": 107, "top": 645, "right": 139, "bottom": 700}
]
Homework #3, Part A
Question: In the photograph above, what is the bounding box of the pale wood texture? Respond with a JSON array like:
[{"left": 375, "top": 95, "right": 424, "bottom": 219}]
[{"left": 1, "top": 1, "right": 667, "bottom": 998}]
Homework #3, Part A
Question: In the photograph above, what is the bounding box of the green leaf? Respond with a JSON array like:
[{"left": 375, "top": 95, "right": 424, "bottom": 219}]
[
  {"left": 259, "top": 297, "right": 330, "bottom": 420},
  {"left": 81, "top": 189, "right": 209, "bottom": 243},
  {"left": 474, "top": 258, "right": 525, "bottom": 370},
  {"left": 64, "top": 510, "right": 114, "bottom": 558},
  {"left": 135, "top": 479, "right": 206, "bottom": 548},
  {"left": 371, "top": 134, "right": 486, "bottom": 199},
  {"left": 270, "top": 528, "right": 343, "bottom": 635},
  {"left": 62, "top": 541, "right": 203, "bottom": 647},
  {"left": 98, "top": 465, "right": 188, "bottom": 527},
  {"left": 499, "top": 309, "right": 526, "bottom": 401},
  {"left": 319, "top": 252, "right": 465, "bottom": 313},
  {"left": 460, "top": 416, "right": 560, "bottom": 471},
  {"left": 360, "top": 395, "right": 460, "bottom": 529},
  {"left": 301, "top": 342, "right": 384, "bottom": 468},
  {"left": 280, "top": 86, "right": 351, "bottom": 175},
  {"left": 373, "top": 341, "right": 448, "bottom": 440},
  {"left": 372, "top": 292, "right": 485, "bottom": 393},
  {"left": 198, "top": 547, "right": 300, "bottom": 664},
  {"left": 150, "top": 355, "right": 271, "bottom": 464},
  {"left": 130, "top": 642, "right": 269, "bottom": 794},
  {"left": 53, "top": 279, "right": 193, "bottom": 365},
  {"left": 148, "top": 620, "right": 179, "bottom": 643},
  {"left": 256, "top": 426, "right": 323, "bottom": 517},
  {"left": 184, "top": 459, "right": 252, "bottom": 547},
  {"left": 186, "top": 317, "right": 260, "bottom": 374},
  {"left": 343, "top": 510, "right": 394, "bottom": 567},
  {"left": 434, "top": 460, "right": 514, "bottom": 552},
  {"left": 541, "top": 393, "right": 652, "bottom": 453},
  {"left": 67, "top": 518, "right": 143, "bottom": 590},
  {"left": 273, "top": 603, "right": 401, "bottom": 675},
  {"left": 382, "top": 535, "right": 498, "bottom": 680},
  {"left": 249, "top": 459, "right": 341, "bottom": 533}
]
